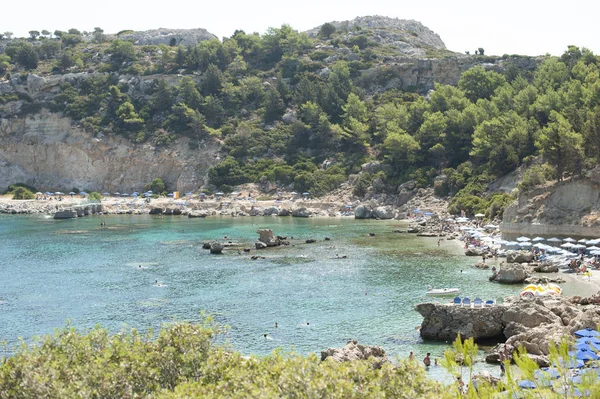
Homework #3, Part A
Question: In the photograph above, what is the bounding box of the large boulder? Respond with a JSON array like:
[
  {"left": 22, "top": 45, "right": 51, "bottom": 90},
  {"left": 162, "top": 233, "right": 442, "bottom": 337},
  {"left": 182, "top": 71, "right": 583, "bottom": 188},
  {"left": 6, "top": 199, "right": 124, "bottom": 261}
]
[
  {"left": 149, "top": 207, "right": 163, "bottom": 215},
  {"left": 263, "top": 206, "right": 279, "bottom": 216},
  {"left": 415, "top": 302, "right": 506, "bottom": 342},
  {"left": 249, "top": 207, "right": 263, "bottom": 216},
  {"left": 321, "top": 340, "right": 388, "bottom": 368},
  {"left": 278, "top": 208, "right": 290, "bottom": 216},
  {"left": 507, "top": 251, "right": 534, "bottom": 264},
  {"left": 354, "top": 205, "right": 372, "bottom": 219},
  {"left": 465, "top": 247, "right": 485, "bottom": 256},
  {"left": 188, "top": 210, "right": 208, "bottom": 218},
  {"left": 292, "top": 207, "right": 311, "bottom": 218},
  {"left": 491, "top": 264, "right": 529, "bottom": 284},
  {"left": 372, "top": 206, "right": 394, "bottom": 219},
  {"left": 502, "top": 299, "right": 563, "bottom": 329},
  {"left": 533, "top": 263, "right": 559, "bottom": 273},
  {"left": 210, "top": 242, "right": 224, "bottom": 254}
]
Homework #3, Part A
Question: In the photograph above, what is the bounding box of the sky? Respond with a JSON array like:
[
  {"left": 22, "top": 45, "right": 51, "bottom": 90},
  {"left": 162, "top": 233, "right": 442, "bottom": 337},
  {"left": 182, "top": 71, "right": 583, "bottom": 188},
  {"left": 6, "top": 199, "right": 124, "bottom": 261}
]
[{"left": 3, "top": 0, "right": 599, "bottom": 56}]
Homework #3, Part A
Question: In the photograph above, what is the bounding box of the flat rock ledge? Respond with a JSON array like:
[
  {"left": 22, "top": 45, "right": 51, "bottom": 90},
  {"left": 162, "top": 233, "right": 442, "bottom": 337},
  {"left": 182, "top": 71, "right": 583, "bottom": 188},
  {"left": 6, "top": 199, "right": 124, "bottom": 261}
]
[{"left": 415, "top": 295, "right": 600, "bottom": 366}]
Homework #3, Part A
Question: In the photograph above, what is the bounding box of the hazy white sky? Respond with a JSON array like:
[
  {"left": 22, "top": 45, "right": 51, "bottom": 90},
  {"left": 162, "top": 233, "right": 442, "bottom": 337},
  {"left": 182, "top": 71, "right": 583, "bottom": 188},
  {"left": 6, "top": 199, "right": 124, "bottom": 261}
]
[{"left": 3, "top": 0, "right": 599, "bottom": 56}]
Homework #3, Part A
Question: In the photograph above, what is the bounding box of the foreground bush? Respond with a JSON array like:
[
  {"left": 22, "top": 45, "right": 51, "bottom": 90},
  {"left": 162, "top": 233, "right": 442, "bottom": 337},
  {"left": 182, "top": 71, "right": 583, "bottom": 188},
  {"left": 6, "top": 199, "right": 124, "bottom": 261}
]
[{"left": 0, "top": 320, "right": 448, "bottom": 399}]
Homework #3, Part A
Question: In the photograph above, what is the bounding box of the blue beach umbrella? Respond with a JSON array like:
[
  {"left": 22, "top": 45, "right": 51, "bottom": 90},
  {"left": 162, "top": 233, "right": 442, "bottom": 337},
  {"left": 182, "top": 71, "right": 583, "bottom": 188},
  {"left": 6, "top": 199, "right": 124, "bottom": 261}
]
[
  {"left": 574, "top": 341, "right": 600, "bottom": 351},
  {"left": 517, "top": 380, "right": 536, "bottom": 389},
  {"left": 80, "top": 191, "right": 88, "bottom": 196},
  {"left": 568, "top": 349, "right": 600, "bottom": 361},
  {"left": 577, "top": 336, "right": 600, "bottom": 345},
  {"left": 199, "top": 193, "right": 206, "bottom": 196},
  {"left": 167, "top": 193, "right": 174, "bottom": 197},
  {"left": 102, "top": 192, "right": 110, "bottom": 196},
  {"left": 534, "top": 367, "right": 561, "bottom": 380},
  {"left": 557, "top": 358, "right": 586, "bottom": 368},
  {"left": 144, "top": 193, "right": 152, "bottom": 197},
  {"left": 412, "top": 209, "right": 422, "bottom": 213},
  {"left": 68, "top": 191, "right": 75, "bottom": 195},
  {"left": 575, "top": 328, "right": 600, "bottom": 338},
  {"left": 185, "top": 192, "right": 193, "bottom": 196}
]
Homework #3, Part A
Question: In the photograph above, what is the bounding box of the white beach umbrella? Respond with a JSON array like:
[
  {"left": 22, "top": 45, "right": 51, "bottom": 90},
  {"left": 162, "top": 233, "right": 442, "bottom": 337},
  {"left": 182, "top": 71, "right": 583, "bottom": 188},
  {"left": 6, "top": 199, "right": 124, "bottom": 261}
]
[
  {"left": 587, "top": 246, "right": 600, "bottom": 251},
  {"left": 518, "top": 242, "right": 532, "bottom": 247},
  {"left": 474, "top": 213, "right": 485, "bottom": 218},
  {"left": 547, "top": 238, "right": 562, "bottom": 242},
  {"left": 561, "top": 242, "right": 575, "bottom": 248},
  {"left": 516, "top": 236, "right": 531, "bottom": 242},
  {"left": 532, "top": 237, "right": 545, "bottom": 242},
  {"left": 578, "top": 239, "right": 589, "bottom": 243},
  {"left": 586, "top": 240, "right": 600, "bottom": 245},
  {"left": 484, "top": 224, "right": 499, "bottom": 229},
  {"left": 591, "top": 250, "right": 600, "bottom": 256},
  {"left": 573, "top": 244, "right": 587, "bottom": 249},
  {"left": 456, "top": 217, "right": 469, "bottom": 223},
  {"left": 563, "top": 237, "right": 576, "bottom": 243}
]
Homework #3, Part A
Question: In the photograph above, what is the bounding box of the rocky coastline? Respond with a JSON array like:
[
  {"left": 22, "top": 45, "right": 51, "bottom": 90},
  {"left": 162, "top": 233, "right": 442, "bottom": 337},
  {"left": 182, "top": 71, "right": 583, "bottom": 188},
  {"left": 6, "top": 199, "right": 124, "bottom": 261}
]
[{"left": 415, "top": 294, "right": 600, "bottom": 366}]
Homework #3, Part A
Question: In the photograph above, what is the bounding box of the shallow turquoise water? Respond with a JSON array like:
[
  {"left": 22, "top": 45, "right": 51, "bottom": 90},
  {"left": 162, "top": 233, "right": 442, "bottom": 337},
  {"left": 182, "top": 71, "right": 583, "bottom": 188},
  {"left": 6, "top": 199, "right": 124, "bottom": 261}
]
[{"left": 0, "top": 214, "right": 519, "bottom": 378}]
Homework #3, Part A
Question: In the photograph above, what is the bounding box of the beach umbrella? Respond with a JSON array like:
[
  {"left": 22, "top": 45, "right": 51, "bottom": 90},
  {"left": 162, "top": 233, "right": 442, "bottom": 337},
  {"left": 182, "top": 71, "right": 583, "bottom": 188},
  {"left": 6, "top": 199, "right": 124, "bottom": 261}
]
[
  {"left": 534, "top": 367, "right": 561, "bottom": 380},
  {"left": 132, "top": 191, "right": 139, "bottom": 195},
  {"left": 574, "top": 341, "right": 600, "bottom": 351},
  {"left": 517, "top": 380, "right": 536, "bottom": 389},
  {"left": 199, "top": 193, "right": 206, "bottom": 196},
  {"left": 167, "top": 193, "right": 174, "bottom": 197},
  {"left": 147, "top": 190, "right": 153, "bottom": 193},
  {"left": 54, "top": 192, "right": 64, "bottom": 195},
  {"left": 35, "top": 192, "right": 43, "bottom": 195},
  {"left": 345, "top": 205, "right": 352, "bottom": 208},
  {"left": 80, "top": 191, "right": 88, "bottom": 196},
  {"left": 412, "top": 209, "right": 423, "bottom": 213},
  {"left": 532, "top": 237, "right": 545, "bottom": 242},
  {"left": 558, "top": 358, "right": 586, "bottom": 369},
  {"left": 578, "top": 238, "right": 589, "bottom": 243},
  {"left": 587, "top": 246, "right": 600, "bottom": 250},
  {"left": 185, "top": 192, "right": 193, "bottom": 196},
  {"left": 547, "top": 237, "right": 562, "bottom": 242},
  {"left": 215, "top": 192, "right": 224, "bottom": 196},
  {"left": 131, "top": 193, "right": 138, "bottom": 197},
  {"left": 561, "top": 242, "right": 575, "bottom": 248},
  {"left": 231, "top": 191, "right": 239, "bottom": 196},
  {"left": 102, "top": 192, "right": 110, "bottom": 196},
  {"left": 121, "top": 193, "right": 129, "bottom": 196},
  {"left": 484, "top": 224, "right": 499, "bottom": 229},
  {"left": 144, "top": 193, "right": 151, "bottom": 197},
  {"left": 516, "top": 236, "right": 531, "bottom": 242},
  {"left": 424, "top": 212, "right": 434, "bottom": 216},
  {"left": 113, "top": 192, "right": 120, "bottom": 195},
  {"left": 302, "top": 192, "right": 310, "bottom": 196},
  {"left": 575, "top": 328, "right": 600, "bottom": 338},
  {"left": 290, "top": 192, "right": 298, "bottom": 195},
  {"left": 68, "top": 191, "right": 75, "bottom": 195},
  {"left": 474, "top": 213, "right": 485, "bottom": 218},
  {"left": 564, "top": 237, "right": 576, "bottom": 243},
  {"left": 456, "top": 217, "right": 469, "bottom": 223},
  {"left": 518, "top": 242, "right": 532, "bottom": 247},
  {"left": 578, "top": 336, "right": 600, "bottom": 345}
]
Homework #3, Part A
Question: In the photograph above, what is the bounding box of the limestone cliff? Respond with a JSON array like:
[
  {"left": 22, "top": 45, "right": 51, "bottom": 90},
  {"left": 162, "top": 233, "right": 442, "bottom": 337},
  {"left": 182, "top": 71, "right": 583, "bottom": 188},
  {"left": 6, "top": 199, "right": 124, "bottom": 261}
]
[
  {"left": 502, "top": 172, "right": 600, "bottom": 237},
  {"left": 0, "top": 110, "right": 220, "bottom": 192}
]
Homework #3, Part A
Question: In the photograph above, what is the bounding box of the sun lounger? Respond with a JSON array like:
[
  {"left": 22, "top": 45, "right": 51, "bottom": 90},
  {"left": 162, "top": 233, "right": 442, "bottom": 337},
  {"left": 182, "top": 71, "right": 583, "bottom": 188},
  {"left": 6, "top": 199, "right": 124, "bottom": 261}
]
[
  {"left": 462, "top": 297, "right": 471, "bottom": 307},
  {"left": 474, "top": 298, "right": 483, "bottom": 307},
  {"left": 453, "top": 296, "right": 461, "bottom": 305}
]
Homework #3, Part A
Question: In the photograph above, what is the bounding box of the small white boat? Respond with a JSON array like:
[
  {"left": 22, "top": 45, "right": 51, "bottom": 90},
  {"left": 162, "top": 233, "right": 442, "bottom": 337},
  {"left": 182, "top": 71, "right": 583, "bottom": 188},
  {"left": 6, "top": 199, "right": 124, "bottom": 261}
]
[{"left": 426, "top": 287, "right": 460, "bottom": 296}]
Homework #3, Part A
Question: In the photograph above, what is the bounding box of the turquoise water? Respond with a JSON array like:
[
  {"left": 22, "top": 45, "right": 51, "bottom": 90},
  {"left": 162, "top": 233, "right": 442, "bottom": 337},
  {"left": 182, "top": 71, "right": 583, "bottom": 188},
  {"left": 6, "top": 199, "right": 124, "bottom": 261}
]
[{"left": 0, "top": 214, "right": 519, "bottom": 378}]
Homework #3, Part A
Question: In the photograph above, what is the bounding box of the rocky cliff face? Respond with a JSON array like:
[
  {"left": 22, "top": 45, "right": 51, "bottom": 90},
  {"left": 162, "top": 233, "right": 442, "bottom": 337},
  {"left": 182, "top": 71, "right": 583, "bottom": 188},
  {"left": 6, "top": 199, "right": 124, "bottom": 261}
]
[
  {"left": 306, "top": 15, "right": 447, "bottom": 57},
  {"left": 119, "top": 28, "right": 218, "bottom": 47},
  {"left": 0, "top": 110, "right": 219, "bottom": 192},
  {"left": 502, "top": 173, "right": 600, "bottom": 237}
]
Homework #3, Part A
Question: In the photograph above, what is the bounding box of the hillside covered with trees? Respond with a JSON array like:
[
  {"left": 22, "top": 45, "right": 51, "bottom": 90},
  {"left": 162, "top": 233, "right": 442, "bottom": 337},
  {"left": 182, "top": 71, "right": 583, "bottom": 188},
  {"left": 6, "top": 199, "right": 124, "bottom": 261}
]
[{"left": 1, "top": 20, "right": 599, "bottom": 218}]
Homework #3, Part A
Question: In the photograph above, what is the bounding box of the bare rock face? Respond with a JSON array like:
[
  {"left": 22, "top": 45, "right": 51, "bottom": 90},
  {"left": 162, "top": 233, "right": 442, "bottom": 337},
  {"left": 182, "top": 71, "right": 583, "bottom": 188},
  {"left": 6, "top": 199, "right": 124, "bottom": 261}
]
[
  {"left": 119, "top": 28, "right": 217, "bottom": 47},
  {"left": 415, "top": 302, "right": 506, "bottom": 341},
  {"left": 0, "top": 111, "right": 220, "bottom": 193},
  {"left": 372, "top": 206, "right": 394, "bottom": 219},
  {"left": 321, "top": 340, "right": 389, "bottom": 368},
  {"left": 354, "top": 205, "right": 372, "bottom": 219},
  {"left": 306, "top": 16, "right": 447, "bottom": 57},
  {"left": 292, "top": 207, "right": 311, "bottom": 218},
  {"left": 506, "top": 251, "right": 534, "bottom": 264},
  {"left": 490, "top": 264, "right": 529, "bottom": 284}
]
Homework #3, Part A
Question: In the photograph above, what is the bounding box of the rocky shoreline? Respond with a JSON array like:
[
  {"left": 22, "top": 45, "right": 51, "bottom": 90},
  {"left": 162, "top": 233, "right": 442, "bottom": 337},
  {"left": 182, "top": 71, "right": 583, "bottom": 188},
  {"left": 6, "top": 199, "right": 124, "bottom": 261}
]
[{"left": 416, "top": 294, "right": 600, "bottom": 366}]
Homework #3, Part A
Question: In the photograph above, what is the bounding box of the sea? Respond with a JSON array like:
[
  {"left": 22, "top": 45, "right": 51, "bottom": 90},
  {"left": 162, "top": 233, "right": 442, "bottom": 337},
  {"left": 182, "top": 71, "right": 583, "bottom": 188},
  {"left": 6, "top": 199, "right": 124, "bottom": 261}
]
[{"left": 0, "top": 214, "right": 567, "bottom": 380}]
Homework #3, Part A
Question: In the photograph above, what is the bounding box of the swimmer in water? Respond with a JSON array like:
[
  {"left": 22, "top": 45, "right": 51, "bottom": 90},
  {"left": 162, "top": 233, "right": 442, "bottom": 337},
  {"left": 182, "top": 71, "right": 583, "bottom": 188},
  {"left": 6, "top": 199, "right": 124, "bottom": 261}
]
[{"left": 275, "top": 322, "right": 278, "bottom": 328}]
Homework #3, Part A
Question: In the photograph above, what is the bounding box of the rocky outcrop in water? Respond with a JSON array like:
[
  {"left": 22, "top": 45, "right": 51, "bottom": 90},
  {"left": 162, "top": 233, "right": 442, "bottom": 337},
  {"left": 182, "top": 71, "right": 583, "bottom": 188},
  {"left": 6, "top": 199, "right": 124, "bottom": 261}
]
[
  {"left": 416, "top": 296, "right": 600, "bottom": 366},
  {"left": 321, "top": 340, "right": 389, "bottom": 368},
  {"left": 489, "top": 264, "right": 529, "bottom": 284}
]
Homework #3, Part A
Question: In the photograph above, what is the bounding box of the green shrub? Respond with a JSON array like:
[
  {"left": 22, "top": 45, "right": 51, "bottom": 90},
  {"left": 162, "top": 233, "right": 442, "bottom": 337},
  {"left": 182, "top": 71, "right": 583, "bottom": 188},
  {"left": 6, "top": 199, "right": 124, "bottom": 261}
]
[
  {"left": 518, "top": 163, "right": 555, "bottom": 191},
  {"left": 11, "top": 187, "right": 35, "bottom": 200},
  {"left": 6, "top": 182, "right": 37, "bottom": 194},
  {"left": 88, "top": 192, "right": 102, "bottom": 201},
  {"left": 353, "top": 172, "right": 372, "bottom": 197}
]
